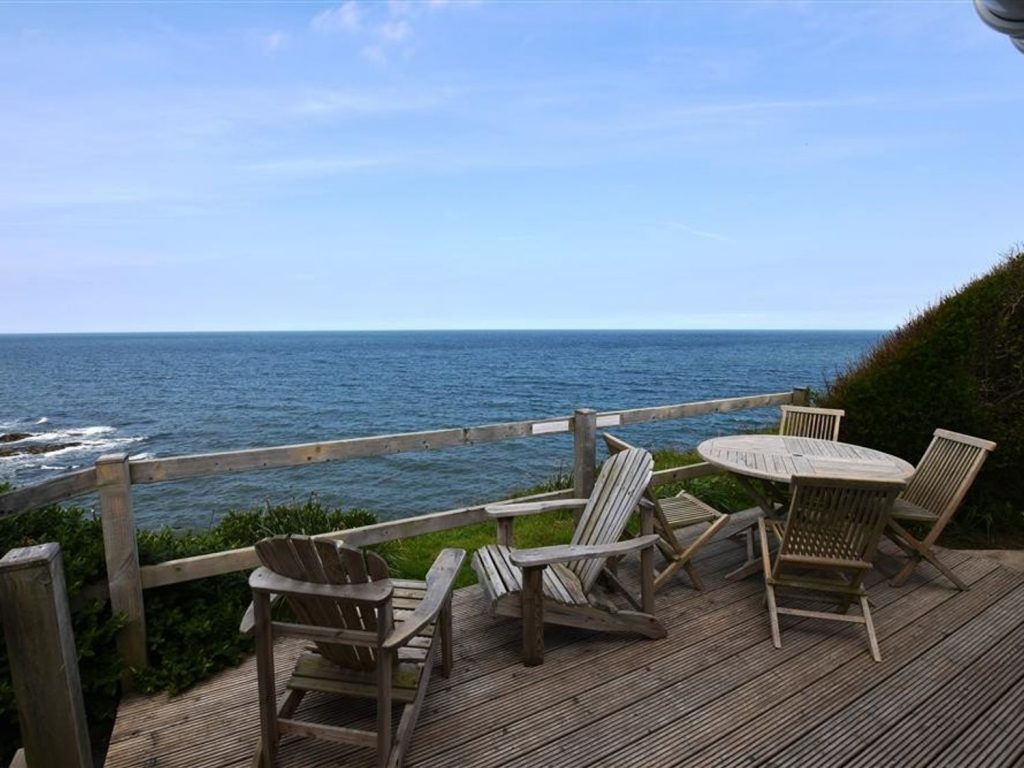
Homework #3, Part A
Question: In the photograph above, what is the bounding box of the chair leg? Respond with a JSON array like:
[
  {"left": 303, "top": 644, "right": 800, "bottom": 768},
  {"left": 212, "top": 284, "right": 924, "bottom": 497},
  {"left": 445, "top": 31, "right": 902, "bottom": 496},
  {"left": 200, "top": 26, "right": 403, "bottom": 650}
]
[
  {"left": 440, "top": 597, "right": 453, "bottom": 678},
  {"left": 377, "top": 650, "right": 393, "bottom": 767},
  {"left": 861, "top": 595, "right": 882, "bottom": 662},
  {"left": 766, "top": 583, "right": 782, "bottom": 649},
  {"left": 521, "top": 566, "right": 545, "bottom": 666},
  {"left": 890, "top": 554, "right": 920, "bottom": 587},
  {"left": 683, "top": 561, "right": 706, "bottom": 591}
]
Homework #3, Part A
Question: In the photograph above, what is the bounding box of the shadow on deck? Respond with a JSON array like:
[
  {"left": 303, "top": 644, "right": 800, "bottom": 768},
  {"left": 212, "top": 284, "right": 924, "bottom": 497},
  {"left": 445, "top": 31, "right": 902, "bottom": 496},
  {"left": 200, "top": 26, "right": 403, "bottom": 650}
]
[{"left": 104, "top": 534, "right": 1024, "bottom": 767}]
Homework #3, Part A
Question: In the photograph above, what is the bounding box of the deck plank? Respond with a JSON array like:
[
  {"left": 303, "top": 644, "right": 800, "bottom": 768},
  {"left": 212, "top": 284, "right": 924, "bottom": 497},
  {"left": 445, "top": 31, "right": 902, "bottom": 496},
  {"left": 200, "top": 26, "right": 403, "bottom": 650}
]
[{"left": 104, "top": 540, "right": 1024, "bottom": 768}]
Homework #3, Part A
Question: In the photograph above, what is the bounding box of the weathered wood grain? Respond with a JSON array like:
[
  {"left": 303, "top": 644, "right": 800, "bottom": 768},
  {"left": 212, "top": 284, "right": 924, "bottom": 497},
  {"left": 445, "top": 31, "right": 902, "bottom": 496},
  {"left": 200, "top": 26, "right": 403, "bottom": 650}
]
[{"left": 0, "top": 544, "right": 93, "bottom": 768}]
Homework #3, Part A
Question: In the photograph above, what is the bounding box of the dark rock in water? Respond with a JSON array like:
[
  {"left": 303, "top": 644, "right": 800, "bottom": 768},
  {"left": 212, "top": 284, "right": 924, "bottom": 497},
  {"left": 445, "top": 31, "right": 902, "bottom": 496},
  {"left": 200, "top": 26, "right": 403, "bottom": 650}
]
[
  {"left": 0, "top": 441, "right": 81, "bottom": 458},
  {"left": 0, "top": 433, "right": 32, "bottom": 443}
]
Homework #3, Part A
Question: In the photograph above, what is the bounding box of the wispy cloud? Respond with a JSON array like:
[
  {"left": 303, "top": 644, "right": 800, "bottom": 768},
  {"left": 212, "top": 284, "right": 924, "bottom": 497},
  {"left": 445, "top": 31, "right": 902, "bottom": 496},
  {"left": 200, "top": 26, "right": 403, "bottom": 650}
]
[
  {"left": 262, "top": 31, "right": 287, "bottom": 53},
  {"left": 311, "top": 2, "right": 362, "bottom": 33},
  {"left": 310, "top": 0, "right": 472, "bottom": 63}
]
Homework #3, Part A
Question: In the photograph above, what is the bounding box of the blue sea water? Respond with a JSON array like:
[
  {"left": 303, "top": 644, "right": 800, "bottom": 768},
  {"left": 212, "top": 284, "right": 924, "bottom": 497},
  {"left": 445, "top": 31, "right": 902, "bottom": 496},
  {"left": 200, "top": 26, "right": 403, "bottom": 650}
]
[{"left": 0, "top": 331, "right": 881, "bottom": 529}]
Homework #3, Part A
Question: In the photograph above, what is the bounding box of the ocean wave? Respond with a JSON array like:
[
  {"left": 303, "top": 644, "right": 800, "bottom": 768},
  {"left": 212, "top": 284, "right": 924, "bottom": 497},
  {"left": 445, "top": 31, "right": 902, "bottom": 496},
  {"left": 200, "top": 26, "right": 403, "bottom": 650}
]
[
  {"left": 129, "top": 452, "right": 154, "bottom": 461},
  {"left": 35, "top": 417, "right": 49, "bottom": 425},
  {"left": 0, "top": 422, "right": 147, "bottom": 471}
]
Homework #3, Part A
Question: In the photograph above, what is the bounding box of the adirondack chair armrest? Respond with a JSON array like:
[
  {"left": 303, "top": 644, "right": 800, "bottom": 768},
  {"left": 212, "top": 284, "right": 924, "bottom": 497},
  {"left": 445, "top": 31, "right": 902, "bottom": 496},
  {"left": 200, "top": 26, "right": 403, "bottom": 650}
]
[
  {"left": 239, "top": 592, "right": 284, "bottom": 636},
  {"left": 248, "top": 567, "right": 394, "bottom": 604},
  {"left": 382, "top": 548, "right": 466, "bottom": 650},
  {"left": 485, "top": 499, "right": 589, "bottom": 518},
  {"left": 509, "top": 534, "right": 661, "bottom": 569}
]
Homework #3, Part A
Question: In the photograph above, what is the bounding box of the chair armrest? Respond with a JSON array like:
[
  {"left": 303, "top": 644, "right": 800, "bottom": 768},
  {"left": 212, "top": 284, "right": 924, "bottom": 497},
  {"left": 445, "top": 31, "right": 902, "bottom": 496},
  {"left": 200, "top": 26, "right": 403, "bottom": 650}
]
[
  {"left": 485, "top": 499, "right": 589, "bottom": 519},
  {"left": 383, "top": 548, "right": 466, "bottom": 650},
  {"left": 239, "top": 592, "right": 284, "bottom": 636},
  {"left": 509, "top": 535, "right": 661, "bottom": 568},
  {"left": 248, "top": 567, "right": 394, "bottom": 604}
]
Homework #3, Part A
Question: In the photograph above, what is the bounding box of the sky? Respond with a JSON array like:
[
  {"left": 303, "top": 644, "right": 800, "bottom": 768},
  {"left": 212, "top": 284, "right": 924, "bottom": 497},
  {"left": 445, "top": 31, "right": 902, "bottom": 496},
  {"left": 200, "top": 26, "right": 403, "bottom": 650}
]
[{"left": 0, "top": 1, "right": 1021, "bottom": 333}]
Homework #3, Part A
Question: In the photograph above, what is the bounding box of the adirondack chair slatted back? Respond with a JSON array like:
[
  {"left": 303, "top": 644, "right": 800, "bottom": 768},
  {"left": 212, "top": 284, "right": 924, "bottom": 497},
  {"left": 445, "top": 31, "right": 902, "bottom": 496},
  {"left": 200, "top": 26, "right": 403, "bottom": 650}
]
[
  {"left": 901, "top": 429, "right": 996, "bottom": 535},
  {"left": 779, "top": 405, "right": 845, "bottom": 441},
  {"left": 255, "top": 535, "right": 389, "bottom": 671},
  {"left": 570, "top": 447, "right": 653, "bottom": 592},
  {"left": 778, "top": 476, "right": 902, "bottom": 574}
]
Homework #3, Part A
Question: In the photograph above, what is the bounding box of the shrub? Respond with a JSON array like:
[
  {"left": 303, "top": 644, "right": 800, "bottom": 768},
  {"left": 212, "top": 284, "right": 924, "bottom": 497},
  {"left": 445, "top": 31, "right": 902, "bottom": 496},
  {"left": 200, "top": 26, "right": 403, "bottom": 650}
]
[{"left": 821, "top": 247, "right": 1024, "bottom": 544}]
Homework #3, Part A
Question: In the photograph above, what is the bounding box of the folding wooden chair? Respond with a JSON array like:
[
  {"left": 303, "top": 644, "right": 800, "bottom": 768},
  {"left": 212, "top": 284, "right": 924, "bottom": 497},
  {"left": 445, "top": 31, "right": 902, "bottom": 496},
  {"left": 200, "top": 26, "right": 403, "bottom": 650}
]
[
  {"left": 779, "top": 405, "right": 845, "bottom": 441},
  {"left": 759, "top": 475, "right": 904, "bottom": 662},
  {"left": 887, "top": 428, "right": 996, "bottom": 590},
  {"left": 603, "top": 433, "right": 728, "bottom": 591}
]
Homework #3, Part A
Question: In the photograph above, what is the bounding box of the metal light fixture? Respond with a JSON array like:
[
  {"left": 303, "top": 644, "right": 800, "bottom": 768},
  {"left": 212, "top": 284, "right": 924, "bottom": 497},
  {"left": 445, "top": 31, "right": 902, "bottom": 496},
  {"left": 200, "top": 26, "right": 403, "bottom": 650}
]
[{"left": 974, "top": 0, "right": 1024, "bottom": 54}]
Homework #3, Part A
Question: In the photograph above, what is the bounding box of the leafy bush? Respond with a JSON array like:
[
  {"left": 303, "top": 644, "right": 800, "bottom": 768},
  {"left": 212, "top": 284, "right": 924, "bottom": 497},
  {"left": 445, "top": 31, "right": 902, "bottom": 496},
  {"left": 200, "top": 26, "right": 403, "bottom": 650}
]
[{"left": 821, "top": 247, "right": 1024, "bottom": 545}]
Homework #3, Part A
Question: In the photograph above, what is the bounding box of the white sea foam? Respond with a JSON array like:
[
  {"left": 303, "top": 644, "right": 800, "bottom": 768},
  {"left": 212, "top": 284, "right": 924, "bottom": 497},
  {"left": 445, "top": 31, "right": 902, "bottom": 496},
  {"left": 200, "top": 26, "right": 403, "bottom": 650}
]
[
  {"left": 129, "top": 452, "right": 154, "bottom": 461},
  {"left": 0, "top": 423, "right": 147, "bottom": 473},
  {"left": 35, "top": 417, "right": 49, "bottom": 425}
]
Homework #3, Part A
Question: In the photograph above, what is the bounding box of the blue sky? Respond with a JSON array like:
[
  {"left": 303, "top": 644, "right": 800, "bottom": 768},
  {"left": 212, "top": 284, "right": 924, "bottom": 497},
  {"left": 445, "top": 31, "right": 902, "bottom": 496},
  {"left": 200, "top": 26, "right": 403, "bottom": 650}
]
[{"left": 0, "top": 1, "right": 1021, "bottom": 332}]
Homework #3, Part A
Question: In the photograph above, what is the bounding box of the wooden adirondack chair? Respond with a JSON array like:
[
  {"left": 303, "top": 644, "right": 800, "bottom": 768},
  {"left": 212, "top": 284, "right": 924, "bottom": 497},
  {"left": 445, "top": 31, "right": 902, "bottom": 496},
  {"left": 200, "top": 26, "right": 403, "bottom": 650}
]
[
  {"left": 471, "top": 447, "right": 664, "bottom": 666},
  {"left": 602, "top": 433, "right": 728, "bottom": 591},
  {"left": 887, "top": 429, "right": 996, "bottom": 590},
  {"left": 779, "top": 405, "right": 845, "bottom": 441},
  {"left": 758, "top": 475, "right": 904, "bottom": 662},
  {"left": 245, "top": 535, "right": 465, "bottom": 768}
]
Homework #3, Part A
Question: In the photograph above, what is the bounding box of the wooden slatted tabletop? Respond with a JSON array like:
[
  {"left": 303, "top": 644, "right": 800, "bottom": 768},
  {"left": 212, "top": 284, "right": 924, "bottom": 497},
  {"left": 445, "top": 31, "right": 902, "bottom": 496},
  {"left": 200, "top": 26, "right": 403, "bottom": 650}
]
[{"left": 697, "top": 435, "right": 916, "bottom": 484}]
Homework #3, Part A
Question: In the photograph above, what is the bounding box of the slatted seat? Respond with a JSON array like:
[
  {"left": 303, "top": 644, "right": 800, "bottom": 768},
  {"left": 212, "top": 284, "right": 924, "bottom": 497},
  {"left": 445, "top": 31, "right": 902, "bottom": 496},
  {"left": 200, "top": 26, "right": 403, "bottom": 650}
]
[
  {"left": 471, "top": 446, "right": 665, "bottom": 666},
  {"left": 759, "top": 475, "right": 904, "bottom": 662},
  {"left": 887, "top": 429, "right": 997, "bottom": 590},
  {"left": 890, "top": 498, "right": 939, "bottom": 524},
  {"left": 474, "top": 545, "right": 589, "bottom": 606},
  {"left": 603, "top": 433, "right": 728, "bottom": 591},
  {"left": 779, "top": 405, "right": 845, "bottom": 441},
  {"left": 244, "top": 536, "right": 465, "bottom": 768}
]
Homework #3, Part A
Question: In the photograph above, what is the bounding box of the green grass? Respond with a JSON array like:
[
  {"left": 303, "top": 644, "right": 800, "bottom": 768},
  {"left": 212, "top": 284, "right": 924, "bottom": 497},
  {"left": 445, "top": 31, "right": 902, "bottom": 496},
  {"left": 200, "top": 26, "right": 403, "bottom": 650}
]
[{"left": 374, "top": 448, "right": 752, "bottom": 586}]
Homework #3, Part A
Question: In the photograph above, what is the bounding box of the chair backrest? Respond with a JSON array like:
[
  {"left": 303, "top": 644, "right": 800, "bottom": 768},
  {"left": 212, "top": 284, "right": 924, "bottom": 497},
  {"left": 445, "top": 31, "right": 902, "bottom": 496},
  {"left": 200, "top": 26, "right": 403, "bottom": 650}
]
[
  {"left": 255, "top": 535, "right": 389, "bottom": 671},
  {"left": 902, "top": 429, "right": 997, "bottom": 535},
  {"left": 779, "top": 475, "right": 903, "bottom": 573},
  {"left": 569, "top": 445, "right": 653, "bottom": 592},
  {"left": 779, "top": 405, "right": 845, "bottom": 441}
]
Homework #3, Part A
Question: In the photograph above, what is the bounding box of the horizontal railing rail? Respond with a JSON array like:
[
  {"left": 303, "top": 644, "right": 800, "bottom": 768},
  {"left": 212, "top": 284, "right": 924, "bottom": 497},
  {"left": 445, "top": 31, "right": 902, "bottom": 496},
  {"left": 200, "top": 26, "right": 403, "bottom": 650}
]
[
  {"left": 0, "top": 468, "right": 97, "bottom": 517},
  {"left": 0, "top": 389, "right": 795, "bottom": 517},
  {"left": 0, "top": 386, "right": 809, "bottom": 675}
]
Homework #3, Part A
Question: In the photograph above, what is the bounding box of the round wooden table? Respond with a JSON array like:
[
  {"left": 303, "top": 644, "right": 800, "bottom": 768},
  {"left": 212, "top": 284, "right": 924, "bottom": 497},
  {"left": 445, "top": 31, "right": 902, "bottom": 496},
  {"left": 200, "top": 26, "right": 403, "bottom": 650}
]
[
  {"left": 697, "top": 434, "right": 915, "bottom": 580},
  {"left": 697, "top": 434, "right": 915, "bottom": 491}
]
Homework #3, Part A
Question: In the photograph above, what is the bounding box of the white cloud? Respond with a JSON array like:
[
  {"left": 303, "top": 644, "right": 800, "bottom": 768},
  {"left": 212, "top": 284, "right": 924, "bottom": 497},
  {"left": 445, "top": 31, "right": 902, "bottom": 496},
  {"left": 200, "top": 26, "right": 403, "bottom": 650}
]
[
  {"left": 378, "top": 19, "right": 411, "bottom": 43},
  {"left": 311, "top": 2, "right": 362, "bottom": 33},
  {"left": 262, "top": 31, "right": 287, "bottom": 53}
]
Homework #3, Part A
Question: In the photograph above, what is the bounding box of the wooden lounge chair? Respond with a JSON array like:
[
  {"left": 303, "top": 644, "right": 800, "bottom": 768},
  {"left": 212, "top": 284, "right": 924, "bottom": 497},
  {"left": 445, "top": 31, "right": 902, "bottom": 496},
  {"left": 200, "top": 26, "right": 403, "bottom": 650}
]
[
  {"left": 602, "top": 433, "right": 728, "bottom": 591},
  {"left": 472, "top": 446, "right": 664, "bottom": 666},
  {"left": 245, "top": 535, "right": 465, "bottom": 768},
  {"left": 779, "top": 405, "right": 845, "bottom": 441},
  {"left": 758, "top": 475, "right": 904, "bottom": 662},
  {"left": 887, "top": 428, "right": 997, "bottom": 590}
]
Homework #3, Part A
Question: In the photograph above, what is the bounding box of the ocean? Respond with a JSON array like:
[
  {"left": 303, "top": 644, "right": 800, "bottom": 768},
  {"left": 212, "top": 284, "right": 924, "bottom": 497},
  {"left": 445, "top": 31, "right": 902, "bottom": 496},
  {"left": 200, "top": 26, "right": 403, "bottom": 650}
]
[{"left": 0, "top": 330, "right": 880, "bottom": 529}]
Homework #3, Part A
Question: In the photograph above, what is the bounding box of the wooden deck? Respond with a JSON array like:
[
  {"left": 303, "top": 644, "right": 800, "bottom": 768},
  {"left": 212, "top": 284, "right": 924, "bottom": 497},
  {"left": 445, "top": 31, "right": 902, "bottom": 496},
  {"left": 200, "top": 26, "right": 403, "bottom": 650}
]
[{"left": 105, "top": 534, "right": 1024, "bottom": 767}]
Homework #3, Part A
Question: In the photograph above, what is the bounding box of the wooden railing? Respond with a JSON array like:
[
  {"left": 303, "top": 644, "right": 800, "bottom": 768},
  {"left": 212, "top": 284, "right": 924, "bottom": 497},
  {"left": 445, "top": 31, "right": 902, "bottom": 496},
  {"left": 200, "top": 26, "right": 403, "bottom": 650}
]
[{"left": 0, "top": 387, "right": 808, "bottom": 673}]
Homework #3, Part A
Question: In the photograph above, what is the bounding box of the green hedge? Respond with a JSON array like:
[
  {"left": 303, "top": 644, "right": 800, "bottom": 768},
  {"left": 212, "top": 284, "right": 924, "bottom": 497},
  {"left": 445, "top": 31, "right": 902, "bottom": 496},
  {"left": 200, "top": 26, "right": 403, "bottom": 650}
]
[{"left": 822, "top": 247, "right": 1024, "bottom": 544}]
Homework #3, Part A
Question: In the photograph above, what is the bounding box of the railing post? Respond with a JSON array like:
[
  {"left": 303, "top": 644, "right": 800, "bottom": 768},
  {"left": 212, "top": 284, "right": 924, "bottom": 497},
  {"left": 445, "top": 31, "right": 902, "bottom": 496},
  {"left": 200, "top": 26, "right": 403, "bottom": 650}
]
[
  {"left": 0, "top": 543, "right": 93, "bottom": 768},
  {"left": 573, "top": 408, "right": 597, "bottom": 500},
  {"left": 96, "top": 453, "right": 147, "bottom": 677},
  {"left": 791, "top": 386, "right": 810, "bottom": 406}
]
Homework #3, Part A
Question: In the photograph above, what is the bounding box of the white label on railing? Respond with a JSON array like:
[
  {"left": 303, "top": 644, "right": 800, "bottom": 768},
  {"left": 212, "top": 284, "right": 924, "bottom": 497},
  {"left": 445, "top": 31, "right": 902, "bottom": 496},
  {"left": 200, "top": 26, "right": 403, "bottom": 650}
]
[
  {"left": 595, "top": 414, "right": 621, "bottom": 428},
  {"left": 532, "top": 420, "right": 570, "bottom": 435}
]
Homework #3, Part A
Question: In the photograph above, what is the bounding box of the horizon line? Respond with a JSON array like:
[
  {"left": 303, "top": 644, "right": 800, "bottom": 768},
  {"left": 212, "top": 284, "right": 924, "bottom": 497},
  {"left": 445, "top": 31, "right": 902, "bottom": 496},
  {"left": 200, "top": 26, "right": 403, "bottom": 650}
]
[{"left": 0, "top": 327, "right": 889, "bottom": 336}]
